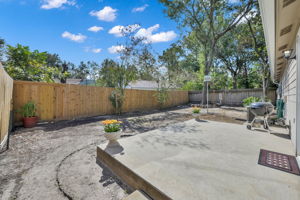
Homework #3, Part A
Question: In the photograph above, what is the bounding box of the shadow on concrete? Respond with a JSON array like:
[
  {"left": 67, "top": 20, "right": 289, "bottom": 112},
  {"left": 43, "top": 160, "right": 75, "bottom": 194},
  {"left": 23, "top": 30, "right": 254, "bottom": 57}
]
[
  {"left": 104, "top": 143, "right": 124, "bottom": 155},
  {"left": 134, "top": 122, "right": 210, "bottom": 150},
  {"left": 271, "top": 132, "right": 291, "bottom": 140},
  {"left": 122, "top": 112, "right": 193, "bottom": 133},
  {"left": 195, "top": 118, "right": 208, "bottom": 123},
  {"left": 97, "top": 160, "right": 133, "bottom": 192}
]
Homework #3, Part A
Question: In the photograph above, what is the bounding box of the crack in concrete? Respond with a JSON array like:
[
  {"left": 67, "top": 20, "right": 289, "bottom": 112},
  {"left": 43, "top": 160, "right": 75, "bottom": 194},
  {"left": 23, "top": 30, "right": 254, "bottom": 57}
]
[{"left": 55, "top": 142, "right": 98, "bottom": 200}]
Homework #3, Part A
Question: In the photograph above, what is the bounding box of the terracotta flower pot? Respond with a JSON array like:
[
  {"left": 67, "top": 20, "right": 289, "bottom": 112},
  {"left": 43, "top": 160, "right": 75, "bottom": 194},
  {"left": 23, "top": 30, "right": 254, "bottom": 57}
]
[{"left": 23, "top": 116, "right": 38, "bottom": 128}]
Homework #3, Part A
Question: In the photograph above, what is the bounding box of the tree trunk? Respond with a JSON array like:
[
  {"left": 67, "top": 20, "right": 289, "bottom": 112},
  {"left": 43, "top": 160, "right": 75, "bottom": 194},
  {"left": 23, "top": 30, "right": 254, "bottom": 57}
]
[
  {"left": 233, "top": 76, "right": 238, "bottom": 89},
  {"left": 262, "top": 64, "right": 269, "bottom": 101},
  {"left": 262, "top": 77, "right": 269, "bottom": 101},
  {"left": 243, "top": 65, "right": 250, "bottom": 88}
]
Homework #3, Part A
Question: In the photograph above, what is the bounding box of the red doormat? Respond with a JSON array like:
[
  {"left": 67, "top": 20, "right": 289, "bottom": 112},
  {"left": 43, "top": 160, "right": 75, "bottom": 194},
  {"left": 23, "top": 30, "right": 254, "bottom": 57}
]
[{"left": 258, "top": 149, "right": 300, "bottom": 175}]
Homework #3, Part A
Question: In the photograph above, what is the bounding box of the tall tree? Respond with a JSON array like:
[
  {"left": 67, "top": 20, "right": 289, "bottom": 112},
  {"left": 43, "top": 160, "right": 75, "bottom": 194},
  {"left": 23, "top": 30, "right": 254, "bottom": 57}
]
[
  {"left": 246, "top": 2, "right": 270, "bottom": 100},
  {"left": 98, "top": 59, "right": 120, "bottom": 87},
  {"left": 216, "top": 23, "right": 253, "bottom": 89},
  {"left": 5, "top": 44, "right": 58, "bottom": 82},
  {"left": 107, "top": 25, "right": 145, "bottom": 114},
  {"left": 72, "top": 61, "right": 91, "bottom": 81},
  {"left": 137, "top": 47, "right": 157, "bottom": 80},
  {"left": 160, "top": 0, "right": 254, "bottom": 104},
  {"left": 46, "top": 53, "right": 72, "bottom": 83}
]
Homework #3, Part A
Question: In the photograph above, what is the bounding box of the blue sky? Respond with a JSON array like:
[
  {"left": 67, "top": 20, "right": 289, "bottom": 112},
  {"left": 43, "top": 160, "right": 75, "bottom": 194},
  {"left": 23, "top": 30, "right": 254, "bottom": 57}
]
[{"left": 0, "top": 0, "right": 179, "bottom": 65}]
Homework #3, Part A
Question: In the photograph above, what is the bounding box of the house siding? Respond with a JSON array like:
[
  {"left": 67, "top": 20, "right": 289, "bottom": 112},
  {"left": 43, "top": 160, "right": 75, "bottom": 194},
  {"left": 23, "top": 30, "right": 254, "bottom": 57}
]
[{"left": 281, "top": 58, "right": 297, "bottom": 151}]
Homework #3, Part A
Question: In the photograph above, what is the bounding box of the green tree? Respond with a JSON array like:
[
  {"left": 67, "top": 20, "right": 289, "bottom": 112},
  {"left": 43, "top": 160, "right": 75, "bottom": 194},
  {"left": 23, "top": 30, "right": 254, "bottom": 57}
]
[
  {"left": 98, "top": 59, "right": 121, "bottom": 87},
  {"left": 72, "top": 61, "right": 89, "bottom": 80},
  {"left": 105, "top": 25, "right": 144, "bottom": 114},
  {"left": 216, "top": 23, "right": 253, "bottom": 89},
  {"left": 5, "top": 44, "right": 58, "bottom": 82},
  {"left": 159, "top": 0, "right": 254, "bottom": 104},
  {"left": 246, "top": 2, "right": 271, "bottom": 99},
  {"left": 137, "top": 47, "right": 157, "bottom": 80},
  {"left": 46, "top": 53, "right": 72, "bottom": 83},
  {"left": 0, "top": 38, "right": 5, "bottom": 62}
]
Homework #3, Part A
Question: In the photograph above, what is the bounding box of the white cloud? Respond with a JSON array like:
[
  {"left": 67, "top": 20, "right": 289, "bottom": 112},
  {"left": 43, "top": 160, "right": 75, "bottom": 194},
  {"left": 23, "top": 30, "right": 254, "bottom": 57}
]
[
  {"left": 41, "top": 0, "right": 75, "bottom": 9},
  {"left": 135, "top": 24, "right": 177, "bottom": 43},
  {"left": 88, "top": 26, "right": 104, "bottom": 32},
  {"left": 90, "top": 6, "right": 117, "bottom": 22},
  {"left": 132, "top": 4, "right": 148, "bottom": 13},
  {"left": 62, "top": 31, "right": 87, "bottom": 42},
  {"left": 108, "top": 24, "right": 140, "bottom": 37},
  {"left": 108, "top": 45, "right": 125, "bottom": 54},
  {"left": 92, "top": 48, "right": 101, "bottom": 53},
  {"left": 84, "top": 47, "right": 102, "bottom": 53}
]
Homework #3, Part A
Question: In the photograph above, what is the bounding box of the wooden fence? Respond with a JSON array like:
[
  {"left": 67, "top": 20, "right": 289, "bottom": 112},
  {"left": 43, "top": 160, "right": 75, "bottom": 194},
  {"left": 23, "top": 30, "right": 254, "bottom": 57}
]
[
  {"left": 13, "top": 81, "right": 188, "bottom": 123},
  {"left": 0, "top": 64, "right": 13, "bottom": 149},
  {"left": 189, "top": 88, "right": 277, "bottom": 106}
]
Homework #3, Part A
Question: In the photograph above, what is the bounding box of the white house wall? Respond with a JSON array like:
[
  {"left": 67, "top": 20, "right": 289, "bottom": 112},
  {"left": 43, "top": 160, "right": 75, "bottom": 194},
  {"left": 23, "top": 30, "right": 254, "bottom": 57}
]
[{"left": 281, "top": 55, "right": 297, "bottom": 152}]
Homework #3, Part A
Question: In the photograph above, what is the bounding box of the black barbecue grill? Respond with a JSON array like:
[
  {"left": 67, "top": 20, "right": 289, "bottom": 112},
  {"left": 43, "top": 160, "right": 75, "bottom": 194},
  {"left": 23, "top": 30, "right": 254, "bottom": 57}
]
[{"left": 246, "top": 102, "right": 274, "bottom": 132}]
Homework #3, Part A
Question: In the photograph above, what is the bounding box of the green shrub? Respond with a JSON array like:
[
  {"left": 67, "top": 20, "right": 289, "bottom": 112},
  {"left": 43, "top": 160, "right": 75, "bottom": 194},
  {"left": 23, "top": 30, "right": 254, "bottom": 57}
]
[
  {"left": 18, "top": 101, "right": 37, "bottom": 117},
  {"left": 109, "top": 89, "right": 124, "bottom": 114},
  {"left": 242, "top": 96, "right": 261, "bottom": 107},
  {"left": 154, "top": 87, "right": 169, "bottom": 109}
]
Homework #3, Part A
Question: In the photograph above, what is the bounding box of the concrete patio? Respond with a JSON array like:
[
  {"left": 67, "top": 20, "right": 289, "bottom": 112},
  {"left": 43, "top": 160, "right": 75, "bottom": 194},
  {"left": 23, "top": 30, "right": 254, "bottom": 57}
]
[{"left": 97, "top": 119, "right": 300, "bottom": 200}]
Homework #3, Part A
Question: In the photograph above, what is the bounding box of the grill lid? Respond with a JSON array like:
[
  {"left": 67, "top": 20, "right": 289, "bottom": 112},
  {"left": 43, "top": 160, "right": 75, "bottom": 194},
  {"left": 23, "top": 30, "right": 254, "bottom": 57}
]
[{"left": 250, "top": 102, "right": 273, "bottom": 109}]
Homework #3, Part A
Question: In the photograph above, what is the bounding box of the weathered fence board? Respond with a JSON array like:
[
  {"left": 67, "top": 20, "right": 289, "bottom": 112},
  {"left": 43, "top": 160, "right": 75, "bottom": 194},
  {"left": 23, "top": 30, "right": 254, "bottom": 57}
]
[
  {"left": 189, "top": 88, "right": 277, "bottom": 106},
  {"left": 13, "top": 81, "right": 188, "bottom": 123},
  {"left": 0, "top": 64, "right": 13, "bottom": 149}
]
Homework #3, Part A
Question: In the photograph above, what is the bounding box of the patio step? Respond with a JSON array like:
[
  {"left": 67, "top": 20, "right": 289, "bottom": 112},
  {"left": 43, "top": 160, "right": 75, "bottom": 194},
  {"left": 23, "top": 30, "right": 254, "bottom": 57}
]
[
  {"left": 96, "top": 145, "right": 172, "bottom": 200},
  {"left": 123, "top": 190, "right": 151, "bottom": 200}
]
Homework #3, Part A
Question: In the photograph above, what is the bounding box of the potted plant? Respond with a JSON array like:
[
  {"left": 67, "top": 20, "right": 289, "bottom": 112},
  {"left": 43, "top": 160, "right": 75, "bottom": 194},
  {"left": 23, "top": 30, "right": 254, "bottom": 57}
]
[
  {"left": 101, "top": 119, "right": 122, "bottom": 146},
  {"left": 19, "top": 101, "right": 38, "bottom": 128},
  {"left": 192, "top": 106, "right": 201, "bottom": 117}
]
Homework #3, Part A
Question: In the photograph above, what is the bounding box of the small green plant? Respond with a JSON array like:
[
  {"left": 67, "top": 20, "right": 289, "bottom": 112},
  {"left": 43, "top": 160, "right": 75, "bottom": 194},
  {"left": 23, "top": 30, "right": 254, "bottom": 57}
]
[
  {"left": 19, "top": 101, "right": 37, "bottom": 117},
  {"left": 154, "top": 87, "right": 168, "bottom": 109},
  {"left": 101, "top": 120, "right": 122, "bottom": 132},
  {"left": 242, "top": 96, "right": 260, "bottom": 107},
  {"left": 109, "top": 89, "right": 125, "bottom": 115},
  {"left": 192, "top": 107, "right": 200, "bottom": 113}
]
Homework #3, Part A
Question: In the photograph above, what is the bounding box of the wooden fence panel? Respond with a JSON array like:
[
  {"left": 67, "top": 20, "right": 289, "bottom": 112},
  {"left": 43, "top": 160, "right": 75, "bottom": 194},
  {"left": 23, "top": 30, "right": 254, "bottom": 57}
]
[
  {"left": 13, "top": 81, "right": 188, "bottom": 123},
  {"left": 0, "top": 64, "right": 13, "bottom": 149},
  {"left": 189, "top": 88, "right": 277, "bottom": 106}
]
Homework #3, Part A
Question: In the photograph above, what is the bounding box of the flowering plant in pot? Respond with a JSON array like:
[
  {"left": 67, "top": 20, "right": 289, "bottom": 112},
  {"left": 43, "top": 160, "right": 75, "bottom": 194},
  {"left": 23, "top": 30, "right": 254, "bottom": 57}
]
[
  {"left": 192, "top": 106, "right": 201, "bottom": 117},
  {"left": 19, "top": 101, "right": 38, "bottom": 128},
  {"left": 101, "top": 120, "right": 122, "bottom": 146}
]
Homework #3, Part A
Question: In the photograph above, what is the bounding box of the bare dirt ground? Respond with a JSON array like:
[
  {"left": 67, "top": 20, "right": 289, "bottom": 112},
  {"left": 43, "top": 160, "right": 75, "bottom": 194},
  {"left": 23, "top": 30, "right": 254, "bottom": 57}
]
[{"left": 0, "top": 105, "right": 247, "bottom": 200}]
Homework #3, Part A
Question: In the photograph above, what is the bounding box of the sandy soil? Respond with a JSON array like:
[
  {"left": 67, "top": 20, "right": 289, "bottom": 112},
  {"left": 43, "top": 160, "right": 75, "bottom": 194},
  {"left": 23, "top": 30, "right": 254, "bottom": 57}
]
[{"left": 0, "top": 105, "right": 247, "bottom": 200}]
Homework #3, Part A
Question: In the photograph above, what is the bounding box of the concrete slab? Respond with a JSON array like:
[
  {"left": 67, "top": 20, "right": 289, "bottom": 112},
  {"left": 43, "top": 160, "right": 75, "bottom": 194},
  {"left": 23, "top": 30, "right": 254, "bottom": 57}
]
[
  {"left": 123, "top": 190, "right": 150, "bottom": 200},
  {"left": 98, "top": 119, "right": 300, "bottom": 200}
]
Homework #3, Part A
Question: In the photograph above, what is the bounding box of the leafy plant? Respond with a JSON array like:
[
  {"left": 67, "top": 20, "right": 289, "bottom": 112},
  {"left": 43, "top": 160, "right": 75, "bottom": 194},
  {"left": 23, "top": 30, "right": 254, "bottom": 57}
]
[
  {"left": 101, "top": 120, "right": 122, "bottom": 133},
  {"left": 109, "top": 89, "right": 125, "bottom": 115},
  {"left": 154, "top": 87, "right": 169, "bottom": 109},
  {"left": 19, "top": 101, "right": 37, "bottom": 117},
  {"left": 242, "top": 96, "right": 260, "bottom": 107},
  {"left": 192, "top": 107, "right": 200, "bottom": 113}
]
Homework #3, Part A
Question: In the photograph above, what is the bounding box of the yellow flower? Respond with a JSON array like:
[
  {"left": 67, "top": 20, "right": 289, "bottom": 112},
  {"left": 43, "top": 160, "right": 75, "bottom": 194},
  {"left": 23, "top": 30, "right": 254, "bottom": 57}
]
[{"left": 101, "top": 119, "right": 122, "bottom": 125}]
